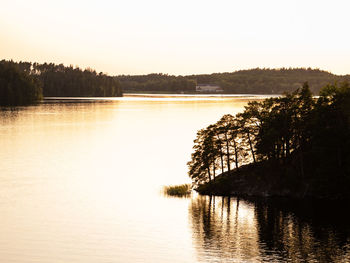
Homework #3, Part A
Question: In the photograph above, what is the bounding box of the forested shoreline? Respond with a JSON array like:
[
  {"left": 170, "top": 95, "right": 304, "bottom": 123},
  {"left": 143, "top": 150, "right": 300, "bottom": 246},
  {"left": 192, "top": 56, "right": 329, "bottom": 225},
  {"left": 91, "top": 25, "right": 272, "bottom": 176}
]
[
  {"left": 118, "top": 68, "right": 350, "bottom": 94},
  {"left": 3, "top": 58, "right": 350, "bottom": 106},
  {"left": 0, "top": 61, "right": 42, "bottom": 106},
  {"left": 188, "top": 82, "right": 350, "bottom": 199},
  {"left": 0, "top": 60, "right": 122, "bottom": 106}
]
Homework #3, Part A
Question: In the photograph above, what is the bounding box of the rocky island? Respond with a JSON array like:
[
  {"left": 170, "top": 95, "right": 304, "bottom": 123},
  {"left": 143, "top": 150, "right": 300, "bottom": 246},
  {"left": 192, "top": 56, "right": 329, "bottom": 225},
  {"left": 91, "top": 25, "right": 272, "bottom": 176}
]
[{"left": 188, "top": 82, "right": 350, "bottom": 200}]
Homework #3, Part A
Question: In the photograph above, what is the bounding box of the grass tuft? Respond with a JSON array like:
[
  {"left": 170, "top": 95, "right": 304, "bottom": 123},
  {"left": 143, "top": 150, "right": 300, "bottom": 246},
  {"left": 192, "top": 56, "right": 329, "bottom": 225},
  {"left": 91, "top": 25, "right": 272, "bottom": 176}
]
[{"left": 164, "top": 184, "right": 191, "bottom": 196}]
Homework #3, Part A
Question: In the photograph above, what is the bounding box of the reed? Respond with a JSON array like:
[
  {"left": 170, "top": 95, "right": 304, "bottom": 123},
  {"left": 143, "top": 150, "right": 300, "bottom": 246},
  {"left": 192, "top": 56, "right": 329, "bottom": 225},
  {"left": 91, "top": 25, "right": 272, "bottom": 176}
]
[{"left": 164, "top": 184, "right": 191, "bottom": 196}]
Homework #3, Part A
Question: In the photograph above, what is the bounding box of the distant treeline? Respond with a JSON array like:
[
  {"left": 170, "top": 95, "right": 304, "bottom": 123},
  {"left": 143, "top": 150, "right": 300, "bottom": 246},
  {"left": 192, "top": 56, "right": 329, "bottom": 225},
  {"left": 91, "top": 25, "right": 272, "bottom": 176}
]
[
  {"left": 0, "top": 61, "right": 42, "bottom": 106},
  {"left": 1, "top": 60, "right": 122, "bottom": 101},
  {"left": 117, "top": 73, "right": 196, "bottom": 93},
  {"left": 188, "top": 82, "right": 350, "bottom": 198},
  {"left": 118, "top": 68, "right": 350, "bottom": 94}
]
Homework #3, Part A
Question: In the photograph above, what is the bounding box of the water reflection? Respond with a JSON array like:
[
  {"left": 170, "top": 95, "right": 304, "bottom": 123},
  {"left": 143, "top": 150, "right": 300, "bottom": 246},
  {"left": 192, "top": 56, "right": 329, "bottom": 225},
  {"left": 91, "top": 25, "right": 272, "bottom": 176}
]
[
  {"left": 1, "top": 96, "right": 349, "bottom": 263},
  {"left": 189, "top": 196, "right": 350, "bottom": 263},
  {"left": 0, "top": 107, "right": 20, "bottom": 124},
  {"left": 1, "top": 96, "right": 254, "bottom": 263}
]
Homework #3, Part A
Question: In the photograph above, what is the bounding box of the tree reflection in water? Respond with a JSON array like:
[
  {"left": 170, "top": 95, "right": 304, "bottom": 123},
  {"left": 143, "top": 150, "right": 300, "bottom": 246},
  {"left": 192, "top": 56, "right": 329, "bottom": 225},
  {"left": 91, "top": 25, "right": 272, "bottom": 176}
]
[{"left": 189, "top": 195, "right": 350, "bottom": 263}]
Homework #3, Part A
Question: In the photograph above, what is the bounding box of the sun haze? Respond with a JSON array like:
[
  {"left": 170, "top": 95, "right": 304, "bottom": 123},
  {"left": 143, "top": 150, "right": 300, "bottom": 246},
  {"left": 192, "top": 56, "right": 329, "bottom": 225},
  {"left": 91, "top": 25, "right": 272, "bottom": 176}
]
[{"left": 1, "top": 0, "right": 350, "bottom": 75}]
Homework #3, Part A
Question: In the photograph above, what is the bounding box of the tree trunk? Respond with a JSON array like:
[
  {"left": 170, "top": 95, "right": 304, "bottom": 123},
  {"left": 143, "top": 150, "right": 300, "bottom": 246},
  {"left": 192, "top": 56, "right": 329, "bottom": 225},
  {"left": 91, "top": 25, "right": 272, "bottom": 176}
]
[
  {"left": 212, "top": 158, "right": 216, "bottom": 180},
  {"left": 216, "top": 135, "right": 224, "bottom": 173},
  {"left": 225, "top": 133, "right": 231, "bottom": 171},
  {"left": 247, "top": 132, "right": 256, "bottom": 163},
  {"left": 207, "top": 167, "right": 211, "bottom": 182},
  {"left": 233, "top": 139, "right": 239, "bottom": 170}
]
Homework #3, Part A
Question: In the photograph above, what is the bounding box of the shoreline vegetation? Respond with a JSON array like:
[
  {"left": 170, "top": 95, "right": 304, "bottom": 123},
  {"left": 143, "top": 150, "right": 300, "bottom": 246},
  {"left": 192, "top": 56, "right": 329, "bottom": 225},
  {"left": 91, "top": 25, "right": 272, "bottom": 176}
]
[
  {"left": 188, "top": 82, "right": 350, "bottom": 200},
  {"left": 3, "top": 59, "right": 350, "bottom": 106},
  {"left": 118, "top": 68, "right": 350, "bottom": 94},
  {"left": 0, "top": 61, "right": 42, "bottom": 106},
  {"left": 163, "top": 184, "right": 191, "bottom": 196},
  {"left": 1, "top": 60, "right": 122, "bottom": 106}
]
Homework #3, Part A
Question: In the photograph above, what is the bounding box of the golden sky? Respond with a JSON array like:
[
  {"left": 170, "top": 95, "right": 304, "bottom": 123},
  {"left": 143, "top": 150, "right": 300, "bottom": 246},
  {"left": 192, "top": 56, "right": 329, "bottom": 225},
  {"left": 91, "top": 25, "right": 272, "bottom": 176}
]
[{"left": 1, "top": 0, "right": 349, "bottom": 75}]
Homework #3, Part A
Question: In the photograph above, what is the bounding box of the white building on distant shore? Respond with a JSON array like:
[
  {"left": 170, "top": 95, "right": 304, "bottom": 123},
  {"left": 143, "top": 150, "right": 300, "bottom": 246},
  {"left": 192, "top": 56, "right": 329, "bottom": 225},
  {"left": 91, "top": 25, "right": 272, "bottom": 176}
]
[{"left": 196, "top": 84, "right": 223, "bottom": 93}]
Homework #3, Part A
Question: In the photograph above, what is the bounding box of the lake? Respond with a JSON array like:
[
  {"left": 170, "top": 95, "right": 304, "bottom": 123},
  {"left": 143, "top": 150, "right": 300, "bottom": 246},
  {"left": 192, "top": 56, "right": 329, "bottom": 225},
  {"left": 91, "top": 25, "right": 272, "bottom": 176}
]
[{"left": 0, "top": 95, "right": 349, "bottom": 263}]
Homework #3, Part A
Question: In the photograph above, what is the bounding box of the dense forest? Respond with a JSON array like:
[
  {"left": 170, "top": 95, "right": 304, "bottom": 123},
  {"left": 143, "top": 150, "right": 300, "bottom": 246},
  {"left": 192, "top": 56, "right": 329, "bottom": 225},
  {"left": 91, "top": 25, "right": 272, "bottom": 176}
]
[
  {"left": 0, "top": 61, "right": 42, "bottom": 106},
  {"left": 188, "top": 82, "right": 350, "bottom": 199},
  {"left": 117, "top": 73, "right": 197, "bottom": 93},
  {"left": 118, "top": 68, "right": 350, "bottom": 94},
  {"left": 1, "top": 60, "right": 122, "bottom": 98}
]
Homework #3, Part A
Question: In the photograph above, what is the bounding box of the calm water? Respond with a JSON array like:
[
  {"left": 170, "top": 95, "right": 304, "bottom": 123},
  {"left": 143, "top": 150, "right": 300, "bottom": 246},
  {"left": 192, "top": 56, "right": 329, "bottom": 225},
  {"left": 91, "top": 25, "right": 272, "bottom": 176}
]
[{"left": 0, "top": 95, "right": 349, "bottom": 263}]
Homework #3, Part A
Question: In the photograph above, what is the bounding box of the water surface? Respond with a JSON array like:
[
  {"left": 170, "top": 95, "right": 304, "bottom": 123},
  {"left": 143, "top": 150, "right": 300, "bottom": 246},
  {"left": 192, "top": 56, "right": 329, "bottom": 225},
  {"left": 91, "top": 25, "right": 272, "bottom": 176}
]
[{"left": 0, "top": 95, "right": 349, "bottom": 262}]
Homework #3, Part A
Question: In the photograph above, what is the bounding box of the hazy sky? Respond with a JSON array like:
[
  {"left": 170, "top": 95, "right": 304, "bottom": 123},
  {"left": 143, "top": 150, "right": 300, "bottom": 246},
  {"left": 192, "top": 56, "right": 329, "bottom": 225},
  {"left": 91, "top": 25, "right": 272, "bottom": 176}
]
[{"left": 1, "top": 0, "right": 349, "bottom": 75}]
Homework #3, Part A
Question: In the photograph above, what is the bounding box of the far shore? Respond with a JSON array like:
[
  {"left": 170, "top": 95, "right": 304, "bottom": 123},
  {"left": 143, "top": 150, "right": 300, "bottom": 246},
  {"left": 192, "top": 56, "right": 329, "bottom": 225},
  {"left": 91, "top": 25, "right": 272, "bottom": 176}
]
[{"left": 43, "top": 93, "right": 279, "bottom": 100}]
